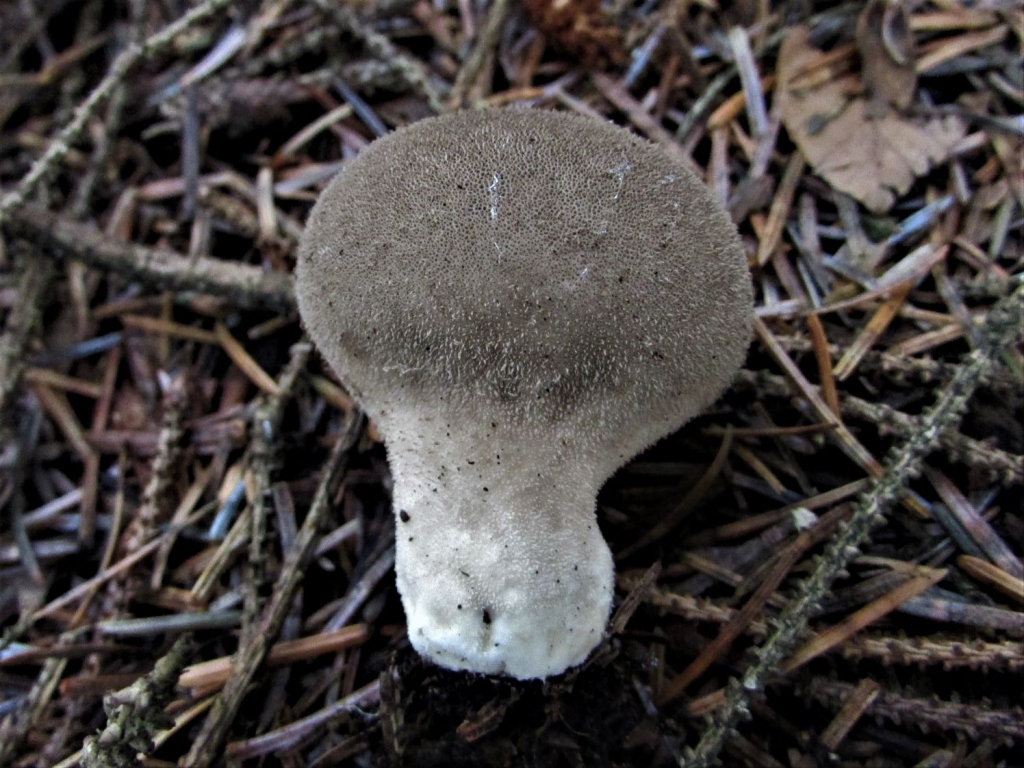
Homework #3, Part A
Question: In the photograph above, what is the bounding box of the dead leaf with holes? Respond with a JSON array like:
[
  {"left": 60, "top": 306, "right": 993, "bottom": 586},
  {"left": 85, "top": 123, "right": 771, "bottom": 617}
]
[{"left": 776, "top": 26, "right": 965, "bottom": 213}]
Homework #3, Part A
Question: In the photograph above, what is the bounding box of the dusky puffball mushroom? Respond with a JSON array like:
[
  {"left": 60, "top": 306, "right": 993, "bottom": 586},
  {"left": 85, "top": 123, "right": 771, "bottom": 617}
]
[{"left": 296, "top": 108, "right": 752, "bottom": 680}]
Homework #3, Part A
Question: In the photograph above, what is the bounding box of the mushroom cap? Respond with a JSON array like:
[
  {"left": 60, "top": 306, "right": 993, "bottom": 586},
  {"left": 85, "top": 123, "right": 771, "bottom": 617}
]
[{"left": 297, "top": 108, "right": 752, "bottom": 473}]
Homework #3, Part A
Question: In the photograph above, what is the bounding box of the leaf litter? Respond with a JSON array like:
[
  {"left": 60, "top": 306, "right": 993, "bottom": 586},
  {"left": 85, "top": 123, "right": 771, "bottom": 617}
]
[
  {"left": 777, "top": 24, "right": 966, "bottom": 213},
  {"left": 0, "top": 0, "right": 1021, "bottom": 766}
]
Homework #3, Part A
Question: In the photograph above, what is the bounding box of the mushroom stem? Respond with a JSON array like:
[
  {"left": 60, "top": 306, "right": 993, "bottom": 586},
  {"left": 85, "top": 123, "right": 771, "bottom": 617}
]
[{"left": 386, "top": 406, "right": 613, "bottom": 680}]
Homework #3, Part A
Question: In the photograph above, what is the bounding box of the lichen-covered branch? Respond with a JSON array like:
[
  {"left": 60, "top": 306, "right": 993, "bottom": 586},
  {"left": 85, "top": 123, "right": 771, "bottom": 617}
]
[
  {"left": 80, "top": 635, "right": 195, "bottom": 768},
  {"left": 629, "top": 577, "right": 1024, "bottom": 671},
  {"left": 0, "top": 643, "right": 68, "bottom": 766},
  {"left": 3, "top": 206, "right": 295, "bottom": 314},
  {"left": 0, "top": 251, "right": 54, "bottom": 431},
  {"left": 732, "top": 368, "right": 1023, "bottom": 485},
  {"left": 804, "top": 678, "right": 1024, "bottom": 742},
  {"left": 243, "top": 343, "right": 312, "bottom": 638},
  {"left": 183, "top": 409, "right": 364, "bottom": 767},
  {"left": 842, "top": 396, "right": 1023, "bottom": 485}
]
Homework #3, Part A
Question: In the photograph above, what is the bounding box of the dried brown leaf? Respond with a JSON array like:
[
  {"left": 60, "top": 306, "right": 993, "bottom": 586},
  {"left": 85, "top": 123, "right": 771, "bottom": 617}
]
[{"left": 777, "top": 26, "right": 965, "bottom": 213}]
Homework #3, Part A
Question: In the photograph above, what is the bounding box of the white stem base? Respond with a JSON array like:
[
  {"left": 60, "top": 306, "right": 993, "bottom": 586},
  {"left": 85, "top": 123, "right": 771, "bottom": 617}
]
[{"left": 386, "top": 411, "right": 614, "bottom": 680}]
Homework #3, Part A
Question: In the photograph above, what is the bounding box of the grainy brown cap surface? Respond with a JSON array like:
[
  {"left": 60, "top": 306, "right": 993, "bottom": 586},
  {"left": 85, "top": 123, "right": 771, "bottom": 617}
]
[{"left": 297, "top": 108, "right": 752, "bottom": 461}]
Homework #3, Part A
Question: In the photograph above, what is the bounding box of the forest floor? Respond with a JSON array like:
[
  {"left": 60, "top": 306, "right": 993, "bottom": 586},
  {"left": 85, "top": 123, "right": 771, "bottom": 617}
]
[{"left": 0, "top": 0, "right": 1021, "bottom": 766}]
